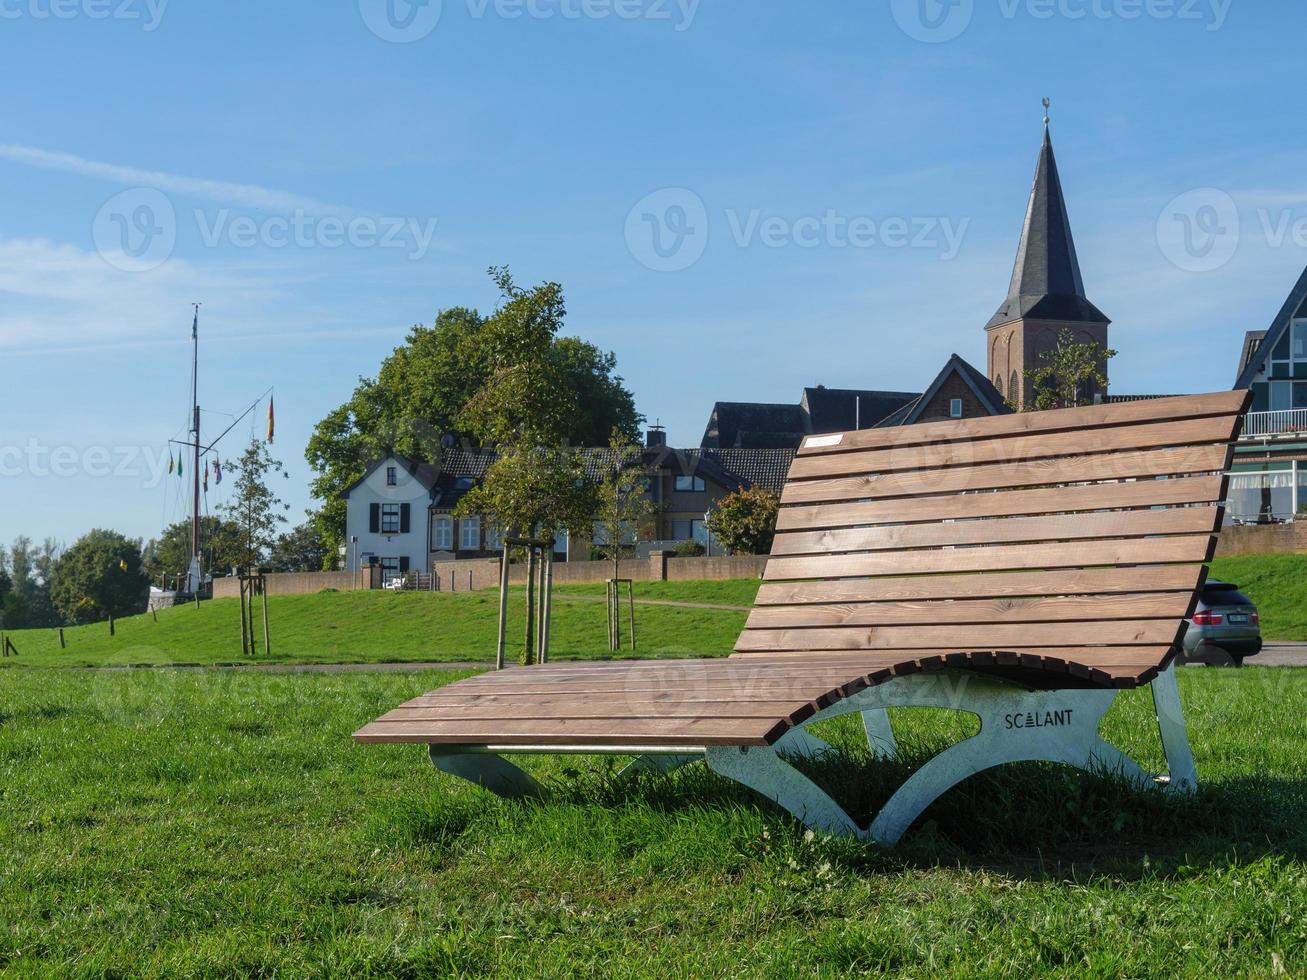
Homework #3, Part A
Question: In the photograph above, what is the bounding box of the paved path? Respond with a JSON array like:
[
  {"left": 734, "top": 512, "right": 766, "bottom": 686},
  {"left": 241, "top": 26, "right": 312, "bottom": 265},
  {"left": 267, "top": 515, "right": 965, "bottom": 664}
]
[
  {"left": 546, "top": 593, "right": 752, "bottom": 612},
  {"left": 1248, "top": 642, "right": 1307, "bottom": 667}
]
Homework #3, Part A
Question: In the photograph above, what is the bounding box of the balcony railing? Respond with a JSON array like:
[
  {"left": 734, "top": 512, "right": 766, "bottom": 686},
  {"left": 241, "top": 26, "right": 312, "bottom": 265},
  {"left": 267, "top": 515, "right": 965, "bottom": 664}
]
[{"left": 1241, "top": 408, "right": 1307, "bottom": 438}]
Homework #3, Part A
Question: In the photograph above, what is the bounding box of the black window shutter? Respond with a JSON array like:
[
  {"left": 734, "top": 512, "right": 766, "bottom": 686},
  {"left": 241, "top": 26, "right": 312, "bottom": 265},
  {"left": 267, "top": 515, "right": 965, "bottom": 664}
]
[
  {"left": 369, "top": 503, "right": 380, "bottom": 533},
  {"left": 399, "top": 556, "right": 410, "bottom": 573},
  {"left": 400, "top": 503, "right": 411, "bottom": 534}
]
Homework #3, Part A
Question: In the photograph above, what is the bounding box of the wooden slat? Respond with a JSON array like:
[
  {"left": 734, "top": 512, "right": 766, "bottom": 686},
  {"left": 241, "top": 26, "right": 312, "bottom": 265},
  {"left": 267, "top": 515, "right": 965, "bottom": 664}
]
[
  {"left": 727, "top": 645, "right": 1175, "bottom": 668},
  {"left": 775, "top": 475, "right": 1225, "bottom": 532},
  {"left": 797, "top": 390, "right": 1249, "bottom": 457},
  {"left": 763, "top": 537, "right": 1212, "bottom": 581},
  {"left": 379, "top": 700, "right": 817, "bottom": 722},
  {"left": 733, "top": 620, "right": 1180, "bottom": 653},
  {"left": 770, "top": 506, "right": 1218, "bottom": 556},
  {"left": 353, "top": 716, "right": 790, "bottom": 747},
  {"left": 744, "top": 592, "right": 1193, "bottom": 629},
  {"left": 755, "top": 565, "right": 1205, "bottom": 605},
  {"left": 781, "top": 444, "right": 1231, "bottom": 505},
  {"left": 788, "top": 417, "right": 1241, "bottom": 481}
]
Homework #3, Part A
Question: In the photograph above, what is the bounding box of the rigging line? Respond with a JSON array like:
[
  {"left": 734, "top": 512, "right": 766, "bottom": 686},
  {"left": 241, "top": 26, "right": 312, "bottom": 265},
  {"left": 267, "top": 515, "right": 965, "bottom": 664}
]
[{"left": 199, "top": 386, "right": 275, "bottom": 456}]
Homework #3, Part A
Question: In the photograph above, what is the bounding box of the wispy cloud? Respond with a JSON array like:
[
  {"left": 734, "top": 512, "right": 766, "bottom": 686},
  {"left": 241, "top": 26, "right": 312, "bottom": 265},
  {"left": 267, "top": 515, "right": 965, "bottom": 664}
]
[{"left": 0, "top": 144, "right": 351, "bottom": 215}]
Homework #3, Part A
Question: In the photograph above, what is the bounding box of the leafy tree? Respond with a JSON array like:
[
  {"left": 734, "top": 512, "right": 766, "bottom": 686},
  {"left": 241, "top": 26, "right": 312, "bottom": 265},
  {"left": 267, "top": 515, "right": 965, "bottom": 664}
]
[
  {"left": 593, "top": 428, "right": 656, "bottom": 581},
  {"left": 50, "top": 529, "right": 148, "bottom": 625},
  {"left": 707, "top": 487, "right": 781, "bottom": 555},
  {"left": 144, "top": 516, "right": 246, "bottom": 583},
  {"left": 1023, "top": 330, "right": 1118, "bottom": 411},
  {"left": 220, "top": 436, "right": 291, "bottom": 569},
  {"left": 2, "top": 536, "right": 60, "bottom": 628},
  {"left": 269, "top": 521, "right": 329, "bottom": 573},
  {"left": 305, "top": 271, "right": 642, "bottom": 550}
]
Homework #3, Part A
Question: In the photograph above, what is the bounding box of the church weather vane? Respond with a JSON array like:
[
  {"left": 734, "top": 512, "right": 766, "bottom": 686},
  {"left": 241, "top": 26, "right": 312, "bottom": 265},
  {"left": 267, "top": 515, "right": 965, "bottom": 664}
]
[{"left": 1043, "top": 97, "right": 1051, "bottom": 126}]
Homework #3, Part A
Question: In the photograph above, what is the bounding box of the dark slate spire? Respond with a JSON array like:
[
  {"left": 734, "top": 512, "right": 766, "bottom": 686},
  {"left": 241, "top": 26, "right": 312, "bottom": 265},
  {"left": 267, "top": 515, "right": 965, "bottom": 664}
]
[{"left": 987, "top": 122, "right": 1109, "bottom": 329}]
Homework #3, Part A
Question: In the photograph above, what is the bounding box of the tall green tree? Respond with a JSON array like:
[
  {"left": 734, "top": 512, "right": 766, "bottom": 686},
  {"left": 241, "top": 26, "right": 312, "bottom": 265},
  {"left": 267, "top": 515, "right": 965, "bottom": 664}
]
[
  {"left": 143, "top": 517, "right": 246, "bottom": 583},
  {"left": 50, "top": 529, "right": 148, "bottom": 625},
  {"left": 269, "top": 521, "right": 329, "bottom": 573},
  {"left": 305, "top": 273, "right": 642, "bottom": 552},
  {"left": 1023, "top": 330, "right": 1118, "bottom": 411},
  {"left": 220, "top": 436, "right": 291, "bottom": 570},
  {"left": 593, "top": 428, "right": 656, "bottom": 580},
  {"left": 2, "top": 536, "right": 60, "bottom": 628}
]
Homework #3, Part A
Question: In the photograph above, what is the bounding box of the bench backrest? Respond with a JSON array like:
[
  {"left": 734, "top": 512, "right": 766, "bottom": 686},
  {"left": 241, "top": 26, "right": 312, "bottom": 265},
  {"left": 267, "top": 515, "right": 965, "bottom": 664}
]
[{"left": 735, "top": 391, "right": 1250, "bottom": 683}]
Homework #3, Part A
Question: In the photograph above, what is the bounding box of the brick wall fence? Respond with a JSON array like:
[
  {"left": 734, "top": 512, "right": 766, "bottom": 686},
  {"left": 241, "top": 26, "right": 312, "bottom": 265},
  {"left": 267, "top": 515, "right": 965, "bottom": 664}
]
[
  {"left": 206, "top": 528, "right": 1302, "bottom": 599},
  {"left": 210, "top": 569, "right": 366, "bottom": 599},
  {"left": 1214, "top": 522, "right": 1307, "bottom": 557}
]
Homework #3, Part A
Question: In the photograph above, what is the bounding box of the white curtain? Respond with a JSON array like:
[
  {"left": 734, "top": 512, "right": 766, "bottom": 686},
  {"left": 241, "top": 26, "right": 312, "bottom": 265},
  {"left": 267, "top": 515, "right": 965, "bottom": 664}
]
[{"left": 1228, "top": 471, "right": 1295, "bottom": 490}]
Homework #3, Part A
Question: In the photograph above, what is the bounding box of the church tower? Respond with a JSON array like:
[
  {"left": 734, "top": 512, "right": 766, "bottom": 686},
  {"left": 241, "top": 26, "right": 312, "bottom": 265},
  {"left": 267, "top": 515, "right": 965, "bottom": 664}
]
[{"left": 986, "top": 109, "right": 1110, "bottom": 408}]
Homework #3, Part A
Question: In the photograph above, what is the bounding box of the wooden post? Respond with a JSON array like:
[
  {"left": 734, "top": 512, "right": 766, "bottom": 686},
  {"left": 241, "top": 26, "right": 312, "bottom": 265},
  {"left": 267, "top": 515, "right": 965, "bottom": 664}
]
[
  {"left": 468, "top": 569, "right": 473, "bottom": 592},
  {"left": 535, "top": 549, "right": 547, "bottom": 665},
  {"left": 627, "top": 579, "right": 637, "bottom": 652},
  {"left": 238, "top": 575, "right": 250, "bottom": 657},
  {"left": 260, "top": 574, "right": 271, "bottom": 659},
  {"left": 1, "top": 632, "right": 6, "bottom": 657},
  {"left": 108, "top": 616, "right": 115, "bottom": 637},
  {"left": 540, "top": 550, "right": 553, "bottom": 664},
  {"left": 152, "top": 606, "right": 158, "bottom": 623},
  {"left": 195, "top": 590, "right": 201, "bottom": 610},
  {"left": 522, "top": 547, "right": 536, "bottom": 666},
  {"left": 495, "top": 547, "right": 510, "bottom": 671},
  {"left": 4, "top": 636, "right": 14, "bottom": 657},
  {"left": 58, "top": 628, "right": 66, "bottom": 649}
]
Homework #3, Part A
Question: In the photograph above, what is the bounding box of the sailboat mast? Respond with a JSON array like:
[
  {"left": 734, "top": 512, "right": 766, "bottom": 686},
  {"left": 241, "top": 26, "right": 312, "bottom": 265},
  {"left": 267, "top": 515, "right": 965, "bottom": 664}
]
[{"left": 190, "top": 304, "right": 202, "bottom": 590}]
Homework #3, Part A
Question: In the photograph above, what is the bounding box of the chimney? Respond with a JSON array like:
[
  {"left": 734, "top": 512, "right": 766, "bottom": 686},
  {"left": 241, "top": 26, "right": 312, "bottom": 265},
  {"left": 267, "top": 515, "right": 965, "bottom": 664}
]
[{"left": 646, "top": 424, "right": 667, "bottom": 448}]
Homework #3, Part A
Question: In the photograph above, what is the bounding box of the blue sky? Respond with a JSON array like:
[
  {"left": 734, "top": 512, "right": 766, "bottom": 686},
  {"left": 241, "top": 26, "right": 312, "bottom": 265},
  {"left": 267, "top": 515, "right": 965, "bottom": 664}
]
[{"left": 2, "top": 0, "right": 1305, "bottom": 546}]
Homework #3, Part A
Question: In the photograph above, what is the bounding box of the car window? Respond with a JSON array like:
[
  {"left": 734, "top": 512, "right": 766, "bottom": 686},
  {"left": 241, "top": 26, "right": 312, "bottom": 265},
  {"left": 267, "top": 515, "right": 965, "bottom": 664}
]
[{"left": 1200, "top": 588, "right": 1253, "bottom": 606}]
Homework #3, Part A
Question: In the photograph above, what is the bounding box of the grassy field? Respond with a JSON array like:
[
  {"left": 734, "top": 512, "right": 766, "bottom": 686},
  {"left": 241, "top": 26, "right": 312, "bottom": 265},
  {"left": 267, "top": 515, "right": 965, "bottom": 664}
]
[
  {"left": 0, "top": 587, "right": 747, "bottom": 668},
  {"left": 2, "top": 666, "right": 1305, "bottom": 976},
  {"left": 2, "top": 554, "right": 1300, "bottom": 670}
]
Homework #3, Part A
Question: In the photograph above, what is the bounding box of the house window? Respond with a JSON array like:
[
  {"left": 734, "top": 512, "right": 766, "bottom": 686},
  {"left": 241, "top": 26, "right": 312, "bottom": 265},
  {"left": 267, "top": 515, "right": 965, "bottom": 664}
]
[
  {"left": 486, "top": 525, "right": 503, "bottom": 550},
  {"left": 674, "top": 475, "right": 706, "bottom": 492},
  {"left": 1294, "top": 320, "right": 1307, "bottom": 359},
  {"left": 381, "top": 503, "right": 401, "bottom": 534},
  {"left": 949, "top": 398, "right": 963, "bottom": 419},
  {"left": 432, "top": 516, "right": 452, "bottom": 550},
  {"left": 460, "top": 517, "right": 481, "bottom": 550},
  {"left": 386, "top": 466, "right": 397, "bottom": 486},
  {"left": 671, "top": 519, "right": 693, "bottom": 540},
  {"left": 380, "top": 557, "right": 400, "bottom": 582}
]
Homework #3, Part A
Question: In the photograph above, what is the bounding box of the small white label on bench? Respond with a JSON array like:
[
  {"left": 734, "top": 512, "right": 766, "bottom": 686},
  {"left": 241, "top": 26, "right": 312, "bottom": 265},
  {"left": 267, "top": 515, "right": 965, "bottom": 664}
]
[{"left": 805, "top": 434, "right": 844, "bottom": 448}]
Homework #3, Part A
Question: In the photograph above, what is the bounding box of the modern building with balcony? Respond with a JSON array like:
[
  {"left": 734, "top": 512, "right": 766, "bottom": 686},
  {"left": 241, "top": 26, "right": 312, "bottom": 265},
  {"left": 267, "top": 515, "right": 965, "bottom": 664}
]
[{"left": 1230, "top": 265, "right": 1307, "bottom": 524}]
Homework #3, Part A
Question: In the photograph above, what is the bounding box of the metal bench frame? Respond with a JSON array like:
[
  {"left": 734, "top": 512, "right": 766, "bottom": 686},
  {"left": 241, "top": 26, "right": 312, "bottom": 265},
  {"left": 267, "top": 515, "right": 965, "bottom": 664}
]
[{"left": 427, "top": 663, "right": 1195, "bottom": 845}]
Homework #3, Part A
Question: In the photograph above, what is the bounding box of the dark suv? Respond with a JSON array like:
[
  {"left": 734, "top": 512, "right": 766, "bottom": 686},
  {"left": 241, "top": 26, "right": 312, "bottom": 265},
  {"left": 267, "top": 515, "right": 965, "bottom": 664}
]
[{"left": 1179, "top": 580, "right": 1263, "bottom": 667}]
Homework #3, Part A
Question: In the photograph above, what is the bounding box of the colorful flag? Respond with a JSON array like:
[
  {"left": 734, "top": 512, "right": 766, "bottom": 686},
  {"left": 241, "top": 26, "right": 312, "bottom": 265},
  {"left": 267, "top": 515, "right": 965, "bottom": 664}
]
[
  {"left": 213, "top": 458, "right": 222, "bottom": 485},
  {"left": 178, "top": 456, "right": 183, "bottom": 478},
  {"left": 267, "top": 396, "right": 275, "bottom": 444},
  {"left": 119, "top": 559, "right": 129, "bottom": 572},
  {"left": 192, "top": 308, "right": 198, "bottom": 340},
  {"left": 168, "top": 452, "right": 175, "bottom": 475}
]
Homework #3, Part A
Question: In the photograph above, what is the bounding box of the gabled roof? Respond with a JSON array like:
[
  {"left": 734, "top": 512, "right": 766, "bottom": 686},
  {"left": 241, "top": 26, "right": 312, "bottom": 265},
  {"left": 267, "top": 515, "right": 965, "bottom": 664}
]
[
  {"left": 987, "top": 126, "right": 1109, "bottom": 330},
  {"left": 801, "top": 386, "right": 921, "bottom": 432},
  {"left": 1234, "top": 263, "right": 1307, "bottom": 388},
  {"left": 337, "top": 453, "right": 441, "bottom": 500},
  {"left": 428, "top": 445, "right": 797, "bottom": 504},
  {"left": 700, "top": 401, "right": 808, "bottom": 449},
  {"left": 874, "top": 354, "right": 1013, "bottom": 427}
]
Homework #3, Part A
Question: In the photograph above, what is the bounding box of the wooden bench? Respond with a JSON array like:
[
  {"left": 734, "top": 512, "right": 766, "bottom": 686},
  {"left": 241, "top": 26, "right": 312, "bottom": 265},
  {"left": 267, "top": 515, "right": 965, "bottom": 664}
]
[{"left": 355, "top": 390, "right": 1249, "bottom": 844}]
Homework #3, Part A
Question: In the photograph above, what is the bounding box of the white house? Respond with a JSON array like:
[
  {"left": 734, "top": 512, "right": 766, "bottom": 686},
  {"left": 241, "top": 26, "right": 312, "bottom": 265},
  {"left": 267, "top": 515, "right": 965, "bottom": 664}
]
[{"left": 339, "top": 454, "right": 438, "bottom": 580}]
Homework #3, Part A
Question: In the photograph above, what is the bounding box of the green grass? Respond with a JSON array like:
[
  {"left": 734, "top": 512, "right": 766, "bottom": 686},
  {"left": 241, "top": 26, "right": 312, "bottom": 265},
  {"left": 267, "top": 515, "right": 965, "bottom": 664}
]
[
  {"left": 548, "top": 578, "right": 761, "bottom": 606},
  {"left": 0, "top": 587, "right": 747, "bottom": 669},
  {"left": 2, "top": 554, "right": 1301, "bottom": 670},
  {"left": 3, "top": 667, "right": 1305, "bottom": 976},
  {"left": 1209, "top": 554, "right": 1307, "bottom": 641}
]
